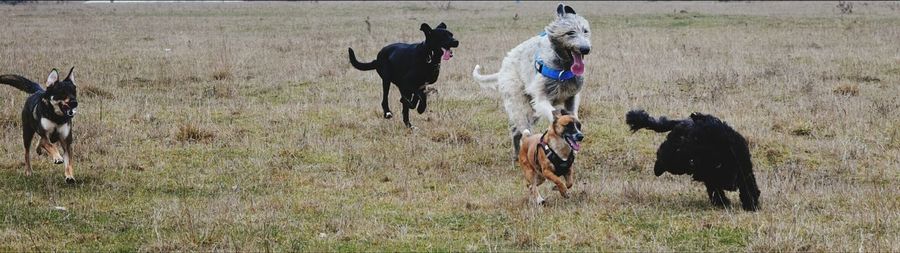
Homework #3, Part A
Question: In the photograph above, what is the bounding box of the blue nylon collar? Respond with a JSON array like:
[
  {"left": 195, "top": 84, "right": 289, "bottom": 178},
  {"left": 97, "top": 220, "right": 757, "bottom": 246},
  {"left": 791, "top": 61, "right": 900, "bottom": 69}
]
[{"left": 534, "top": 31, "right": 576, "bottom": 81}]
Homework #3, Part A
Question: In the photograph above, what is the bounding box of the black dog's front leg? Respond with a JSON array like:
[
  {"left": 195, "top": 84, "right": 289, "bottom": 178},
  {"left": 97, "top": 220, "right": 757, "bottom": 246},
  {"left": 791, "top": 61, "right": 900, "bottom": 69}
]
[
  {"left": 737, "top": 171, "right": 761, "bottom": 211},
  {"left": 399, "top": 96, "right": 412, "bottom": 128},
  {"left": 705, "top": 182, "right": 731, "bottom": 208},
  {"left": 415, "top": 89, "right": 427, "bottom": 114}
]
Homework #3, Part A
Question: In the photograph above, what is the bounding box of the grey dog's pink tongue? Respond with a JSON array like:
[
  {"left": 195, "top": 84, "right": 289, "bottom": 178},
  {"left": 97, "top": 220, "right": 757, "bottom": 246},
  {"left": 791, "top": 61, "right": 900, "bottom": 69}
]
[
  {"left": 442, "top": 48, "right": 452, "bottom": 60},
  {"left": 571, "top": 52, "right": 584, "bottom": 75}
]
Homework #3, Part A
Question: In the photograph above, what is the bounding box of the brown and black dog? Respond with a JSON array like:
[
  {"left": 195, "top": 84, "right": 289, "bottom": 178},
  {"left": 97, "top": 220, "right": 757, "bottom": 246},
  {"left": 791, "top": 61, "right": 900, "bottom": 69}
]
[{"left": 518, "top": 109, "right": 584, "bottom": 204}]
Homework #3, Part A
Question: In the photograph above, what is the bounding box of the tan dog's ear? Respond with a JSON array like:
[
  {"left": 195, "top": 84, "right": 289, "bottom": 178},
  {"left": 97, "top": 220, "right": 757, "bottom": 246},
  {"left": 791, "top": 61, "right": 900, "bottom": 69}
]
[{"left": 552, "top": 110, "right": 563, "bottom": 120}]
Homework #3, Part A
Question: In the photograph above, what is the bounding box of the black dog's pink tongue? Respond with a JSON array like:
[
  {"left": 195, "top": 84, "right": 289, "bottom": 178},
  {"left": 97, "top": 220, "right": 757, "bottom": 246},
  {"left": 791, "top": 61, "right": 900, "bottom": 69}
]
[
  {"left": 442, "top": 48, "right": 452, "bottom": 60},
  {"left": 571, "top": 51, "right": 584, "bottom": 76}
]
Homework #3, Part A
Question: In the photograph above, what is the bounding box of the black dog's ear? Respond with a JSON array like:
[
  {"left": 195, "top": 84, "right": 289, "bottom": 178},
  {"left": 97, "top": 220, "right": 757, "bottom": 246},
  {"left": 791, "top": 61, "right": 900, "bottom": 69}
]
[
  {"left": 436, "top": 22, "right": 447, "bottom": 29},
  {"left": 556, "top": 3, "right": 565, "bottom": 18},
  {"left": 64, "top": 66, "right": 75, "bottom": 84},
  {"left": 564, "top": 5, "right": 576, "bottom": 15},
  {"left": 46, "top": 68, "right": 59, "bottom": 87},
  {"left": 420, "top": 23, "right": 432, "bottom": 34}
]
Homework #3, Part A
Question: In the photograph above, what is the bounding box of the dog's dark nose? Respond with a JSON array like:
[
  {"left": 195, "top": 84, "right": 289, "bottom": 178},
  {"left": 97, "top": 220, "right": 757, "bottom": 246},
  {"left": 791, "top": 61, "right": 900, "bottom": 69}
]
[
  {"left": 575, "top": 133, "right": 584, "bottom": 141},
  {"left": 449, "top": 40, "right": 459, "bottom": 48},
  {"left": 579, "top": 46, "right": 590, "bottom": 55}
]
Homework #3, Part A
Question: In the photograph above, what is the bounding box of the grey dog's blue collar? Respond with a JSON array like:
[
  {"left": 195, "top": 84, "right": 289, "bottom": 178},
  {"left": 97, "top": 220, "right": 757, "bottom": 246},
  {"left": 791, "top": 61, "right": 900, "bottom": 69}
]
[{"left": 534, "top": 31, "right": 576, "bottom": 81}]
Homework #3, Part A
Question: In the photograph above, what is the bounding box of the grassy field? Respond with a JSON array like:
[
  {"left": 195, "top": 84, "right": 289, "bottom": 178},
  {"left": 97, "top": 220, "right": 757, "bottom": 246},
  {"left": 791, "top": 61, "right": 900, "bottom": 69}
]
[{"left": 0, "top": 1, "right": 898, "bottom": 251}]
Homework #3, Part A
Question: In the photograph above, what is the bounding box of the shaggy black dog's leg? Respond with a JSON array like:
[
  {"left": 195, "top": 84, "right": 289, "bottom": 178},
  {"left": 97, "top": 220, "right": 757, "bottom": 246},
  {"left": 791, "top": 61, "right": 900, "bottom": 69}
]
[
  {"left": 738, "top": 172, "right": 761, "bottom": 211},
  {"left": 705, "top": 182, "right": 731, "bottom": 208}
]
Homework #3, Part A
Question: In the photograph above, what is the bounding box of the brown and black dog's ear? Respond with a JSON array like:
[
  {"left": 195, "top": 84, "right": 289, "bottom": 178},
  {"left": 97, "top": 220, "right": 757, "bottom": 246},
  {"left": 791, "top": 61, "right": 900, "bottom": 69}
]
[
  {"left": 64, "top": 66, "right": 75, "bottom": 85},
  {"left": 46, "top": 68, "right": 59, "bottom": 87},
  {"left": 436, "top": 22, "right": 447, "bottom": 29},
  {"left": 420, "top": 23, "right": 432, "bottom": 35}
]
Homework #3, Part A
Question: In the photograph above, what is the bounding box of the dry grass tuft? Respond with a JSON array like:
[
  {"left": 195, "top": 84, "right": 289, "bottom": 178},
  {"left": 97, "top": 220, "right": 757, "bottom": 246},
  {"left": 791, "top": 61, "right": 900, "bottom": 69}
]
[
  {"left": 833, "top": 83, "right": 860, "bottom": 96},
  {"left": 211, "top": 69, "right": 232, "bottom": 81},
  {"left": 175, "top": 124, "right": 215, "bottom": 142},
  {"left": 789, "top": 124, "right": 813, "bottom": 136},
  {"left": 80, "top": 85, "right": 114, "bottom": 99},
  {"left": 0, "top": 113, "right": 17, "bottom": 128}
]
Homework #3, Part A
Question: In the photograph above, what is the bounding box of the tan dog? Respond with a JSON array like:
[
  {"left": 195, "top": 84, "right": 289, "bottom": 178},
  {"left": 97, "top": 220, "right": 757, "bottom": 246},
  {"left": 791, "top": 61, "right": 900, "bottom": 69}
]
[{"left": 518, "top": 109, "right": 584, "bottom": 204}]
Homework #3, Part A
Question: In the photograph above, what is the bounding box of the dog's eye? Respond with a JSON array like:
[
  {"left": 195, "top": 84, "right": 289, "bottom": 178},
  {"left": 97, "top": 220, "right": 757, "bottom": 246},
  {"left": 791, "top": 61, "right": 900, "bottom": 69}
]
[
  {"left": 566, "top": 31, "right": 576, "bottom": 36},
  {"left": 583, "top": 29, "right": 589, "bottom": 33}
]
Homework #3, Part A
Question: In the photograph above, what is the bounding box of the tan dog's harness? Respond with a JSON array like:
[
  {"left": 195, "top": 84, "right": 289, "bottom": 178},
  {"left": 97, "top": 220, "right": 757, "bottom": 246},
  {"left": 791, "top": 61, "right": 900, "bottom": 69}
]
[{"left": 535, "top": 132, "right": 575, "bottom": 176}]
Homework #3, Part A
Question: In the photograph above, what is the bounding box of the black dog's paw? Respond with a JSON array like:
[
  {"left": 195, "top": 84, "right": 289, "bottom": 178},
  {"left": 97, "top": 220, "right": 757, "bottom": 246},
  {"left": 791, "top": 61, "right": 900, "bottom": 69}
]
[
  {"left": 416, "top": 103, "right": 427, "bottom": 114},
  {"left": 384, "top": 112, "right": 393, "bottom": 119},
  {"left": 65, "top": 177, "right": 76, "bottom": 184},
  {"left": 53, "top": 159, "right": 63, "bottom": 164},
  {"left": 742, "top": 202, "right": 759, "bottom": 212},
  {"left": 711, "top": 198, "right": 731, "bottom": 208}
]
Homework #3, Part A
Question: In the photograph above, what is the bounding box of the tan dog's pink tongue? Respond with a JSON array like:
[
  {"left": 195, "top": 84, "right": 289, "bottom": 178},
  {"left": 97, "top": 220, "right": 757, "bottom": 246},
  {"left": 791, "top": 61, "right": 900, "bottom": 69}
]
[
  {"left": 571, "top": 52, "right": 584, "bottom": 76},
  {"left": 442, "top": 48, "right": 452, "bottom": 61}
]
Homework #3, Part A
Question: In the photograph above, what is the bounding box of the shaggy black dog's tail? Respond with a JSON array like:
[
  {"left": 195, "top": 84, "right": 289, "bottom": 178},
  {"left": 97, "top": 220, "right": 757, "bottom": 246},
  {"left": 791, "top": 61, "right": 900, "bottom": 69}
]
[
  {"left": 0, "top": 74, "right": 43, "bottom": 94},
  {"left": 626, "top": 109, "right": 681, "bottom": 133},
  {"left": 348, "top": 48, "right": 378, "bottom": 71}
]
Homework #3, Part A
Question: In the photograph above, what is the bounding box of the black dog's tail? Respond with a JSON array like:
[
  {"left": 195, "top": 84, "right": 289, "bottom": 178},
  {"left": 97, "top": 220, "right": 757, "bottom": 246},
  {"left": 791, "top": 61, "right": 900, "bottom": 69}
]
[
  {"left": 626, "top": 109, "right": 681, "bottom": 133},
  {"left": 348, "top": 47, "right": 378, "bottom": 71},
  {"left": 0, "top": 74, "right": 43, "bottom": 94}
]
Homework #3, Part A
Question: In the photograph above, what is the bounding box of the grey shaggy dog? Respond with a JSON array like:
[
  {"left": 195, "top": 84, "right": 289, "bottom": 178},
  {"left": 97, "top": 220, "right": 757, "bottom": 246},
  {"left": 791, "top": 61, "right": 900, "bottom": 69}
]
[{"left": 473, "top": 3, "right": 592, "bottom": 156}]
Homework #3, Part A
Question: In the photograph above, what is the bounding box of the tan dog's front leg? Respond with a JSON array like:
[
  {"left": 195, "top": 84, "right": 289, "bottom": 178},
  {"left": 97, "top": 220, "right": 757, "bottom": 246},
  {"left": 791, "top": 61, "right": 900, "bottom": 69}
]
[
  {"left": 39, "top": 137, "right": 63, "bottom": 164},
  {"left": 522, "top": 164, "right": 545, "bottom": 205},
  {"left": 541, "top": 167, "right": 569, "bottom": 198}
]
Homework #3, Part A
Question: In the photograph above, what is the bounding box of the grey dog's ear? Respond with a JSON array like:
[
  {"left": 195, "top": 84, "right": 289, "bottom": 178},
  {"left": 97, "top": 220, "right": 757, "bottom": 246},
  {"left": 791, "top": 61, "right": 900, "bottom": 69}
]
[
  {"left": 564, "top": 5, "right": 576, "bottom": 15},
  {"left": 420, "top": 23, "right": 432, "bottom": 34},
  {"left": 436, "top": 22, "right": 447, "bottom": 29},
  {"left": 556, "top": 3, "right": 565, "bottom": 18}
]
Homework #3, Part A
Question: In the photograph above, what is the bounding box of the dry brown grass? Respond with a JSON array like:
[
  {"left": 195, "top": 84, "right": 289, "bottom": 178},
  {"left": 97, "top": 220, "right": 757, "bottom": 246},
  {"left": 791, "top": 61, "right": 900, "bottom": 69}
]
[
  {"left": 0, "top": 1, "right": 898, "bottom": 251},
  {"left": 834, "top": 83, "right": 860, "bottom": 96}
]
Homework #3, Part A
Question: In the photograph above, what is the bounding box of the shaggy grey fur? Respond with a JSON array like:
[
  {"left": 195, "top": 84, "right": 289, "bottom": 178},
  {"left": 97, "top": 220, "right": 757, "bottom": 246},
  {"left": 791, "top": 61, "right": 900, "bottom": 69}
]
[{"left": 473, "top": 3, "right": 592, "bottom": 156}]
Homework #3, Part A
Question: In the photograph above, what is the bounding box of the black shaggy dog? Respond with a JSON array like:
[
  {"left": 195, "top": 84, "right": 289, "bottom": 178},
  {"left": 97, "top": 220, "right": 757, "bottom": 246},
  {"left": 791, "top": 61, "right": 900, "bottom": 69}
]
[
  {"left": 348, "top": 22, "right": 459, "bottom": 129},
  {"left": 626, "top": 109, "right": 760, "bottom": 211}
]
